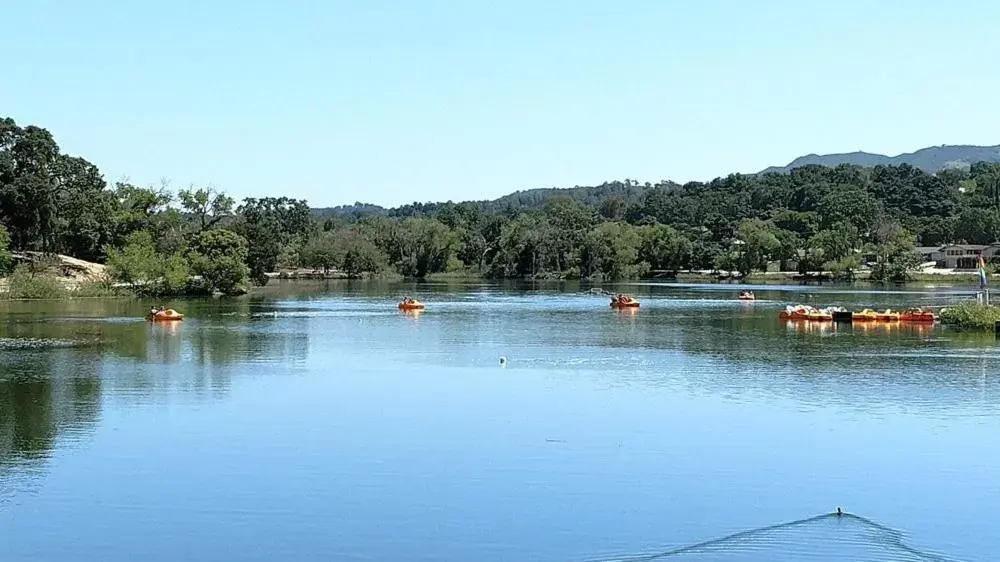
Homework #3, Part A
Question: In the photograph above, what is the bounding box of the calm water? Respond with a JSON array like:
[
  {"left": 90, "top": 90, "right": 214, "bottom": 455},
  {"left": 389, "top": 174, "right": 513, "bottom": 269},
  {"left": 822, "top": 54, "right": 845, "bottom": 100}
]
[{"left": 2, "top": 281, "right": 999, "bottom": 561}]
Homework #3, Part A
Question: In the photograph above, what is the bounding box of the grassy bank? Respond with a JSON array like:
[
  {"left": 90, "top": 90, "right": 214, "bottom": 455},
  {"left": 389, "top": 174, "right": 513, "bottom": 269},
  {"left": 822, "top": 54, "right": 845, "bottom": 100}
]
[
  {"left": 0, "top": 271, "right": 120, "bottom": 300},
  {"left": 939, "top": 301, "right": 1000, "bottom": 331}
]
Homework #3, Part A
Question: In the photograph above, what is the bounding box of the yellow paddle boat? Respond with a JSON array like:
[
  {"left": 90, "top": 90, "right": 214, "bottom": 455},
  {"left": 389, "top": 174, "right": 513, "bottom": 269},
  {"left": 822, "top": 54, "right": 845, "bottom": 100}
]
[
  {"left": 779, "top": 305, "right": 813, "bottom": 320},
  {"left": 610, "top": 294, "right": 640, "bottom": 308},
  {"left": 876, "top": 309, "right": 900, "bottom": 322},
  {"left": 852, "top": 309, "right": 878, "bottom": 322},
  {"left": 806, "top": 308, "right": 833, "bottom": 322},
  {"left": 146, "top": 308, "right": 184, "bottom": 322},
  {"left": 900, "top": 308, "right": 936, "bottom": 323},
  {"left": 398, "top": 297, "right": 425, "bottom": 311}
]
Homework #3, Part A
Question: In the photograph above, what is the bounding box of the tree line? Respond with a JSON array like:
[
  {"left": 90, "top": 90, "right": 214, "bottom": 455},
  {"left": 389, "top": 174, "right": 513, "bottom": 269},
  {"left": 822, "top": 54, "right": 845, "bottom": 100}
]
[
  {"left": 0, "top": 117, "right": 310, "bottom": 294},
  {"left": 4, "top": 116, "right": 1000, "bottom": 292},
  {"left": 310, "top": 155, "right": 1000, "bottom": 282}
]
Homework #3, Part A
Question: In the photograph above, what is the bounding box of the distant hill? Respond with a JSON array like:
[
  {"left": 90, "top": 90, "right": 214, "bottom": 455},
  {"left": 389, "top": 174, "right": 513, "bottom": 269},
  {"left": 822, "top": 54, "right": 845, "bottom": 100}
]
[
  {"left": 313, "top": 180, "right": 675, "bottom": 219},
  {"left": 315, "top": 145, "right": 1000, "bottom": 218},
  {"left": 759, "top": 144, "right": 1000, "bottom": 174}
]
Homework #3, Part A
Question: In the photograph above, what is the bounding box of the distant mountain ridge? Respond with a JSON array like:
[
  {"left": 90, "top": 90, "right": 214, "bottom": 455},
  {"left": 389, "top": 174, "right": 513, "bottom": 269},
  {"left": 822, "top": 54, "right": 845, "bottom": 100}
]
[
  {"left": 316, "top": 144, "right": 1000, "bottom": 217},
  {"left": 758, "top": 144, "right": 1000, "bottom": 174}
]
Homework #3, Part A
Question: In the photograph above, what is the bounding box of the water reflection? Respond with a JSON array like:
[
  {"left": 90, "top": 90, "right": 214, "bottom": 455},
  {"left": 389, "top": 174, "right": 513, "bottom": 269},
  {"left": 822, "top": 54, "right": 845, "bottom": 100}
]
[
  {"left": 0, "top": 353, "right": 101, "bottom": 463},
  {"left": 1, "top": 283, "right": 999, "bottom": 560}
]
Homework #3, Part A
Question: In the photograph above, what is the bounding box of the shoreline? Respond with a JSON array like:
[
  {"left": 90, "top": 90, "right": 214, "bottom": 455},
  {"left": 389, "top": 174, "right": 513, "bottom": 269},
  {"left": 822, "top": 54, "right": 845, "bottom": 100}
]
[{"left": 1, "top": 269, "right": 992, "bottom": 300}]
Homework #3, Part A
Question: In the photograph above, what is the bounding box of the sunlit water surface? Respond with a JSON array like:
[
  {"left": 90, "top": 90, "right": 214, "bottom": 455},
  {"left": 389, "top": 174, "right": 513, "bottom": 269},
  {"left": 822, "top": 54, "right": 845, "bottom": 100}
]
[{"left": 1, "top": 281, "right": 997, "bottom": 561}]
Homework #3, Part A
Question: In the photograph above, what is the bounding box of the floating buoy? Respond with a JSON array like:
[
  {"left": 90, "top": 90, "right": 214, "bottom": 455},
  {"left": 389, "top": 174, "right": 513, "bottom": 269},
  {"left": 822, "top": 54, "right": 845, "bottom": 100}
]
[{"left": 499, "top": 356, "right": 508, "bottom": 366}]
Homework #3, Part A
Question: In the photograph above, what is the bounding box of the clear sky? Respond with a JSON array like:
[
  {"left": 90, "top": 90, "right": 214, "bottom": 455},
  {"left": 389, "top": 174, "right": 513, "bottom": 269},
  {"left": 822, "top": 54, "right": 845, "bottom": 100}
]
[{"left": 3, "top": 0, "right": 999, "bottom": 207}]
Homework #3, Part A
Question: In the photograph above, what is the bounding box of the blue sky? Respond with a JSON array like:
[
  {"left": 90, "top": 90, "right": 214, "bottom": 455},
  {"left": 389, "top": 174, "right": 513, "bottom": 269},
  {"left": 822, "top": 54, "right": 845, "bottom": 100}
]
[{"left": 3, "top": 0, "right": 999, "bottom": 207}]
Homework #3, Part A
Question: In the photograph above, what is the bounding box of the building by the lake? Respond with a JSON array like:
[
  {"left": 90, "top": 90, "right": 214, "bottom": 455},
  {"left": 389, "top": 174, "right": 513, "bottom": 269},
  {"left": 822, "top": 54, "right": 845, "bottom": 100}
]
[{"left": 914, "top": 244, "right": 999, "bottom": 269}]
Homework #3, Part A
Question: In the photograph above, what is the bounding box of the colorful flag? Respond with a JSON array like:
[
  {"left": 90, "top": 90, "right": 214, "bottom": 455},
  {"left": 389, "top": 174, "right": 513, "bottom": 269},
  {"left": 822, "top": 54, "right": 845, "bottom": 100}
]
[{"left": 980, "top": 255, "right": 988, "bottom": 289}]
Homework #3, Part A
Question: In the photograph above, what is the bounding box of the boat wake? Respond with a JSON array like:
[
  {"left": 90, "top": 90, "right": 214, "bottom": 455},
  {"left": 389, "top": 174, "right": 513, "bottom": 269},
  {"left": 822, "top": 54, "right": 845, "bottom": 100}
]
[{"left": 591, "top": 511, "right": 956, "bottom": 562}]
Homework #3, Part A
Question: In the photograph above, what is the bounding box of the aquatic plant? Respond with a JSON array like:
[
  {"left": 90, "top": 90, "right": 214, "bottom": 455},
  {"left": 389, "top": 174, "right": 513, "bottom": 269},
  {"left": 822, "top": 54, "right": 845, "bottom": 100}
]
[{"left": 939, "top": 300, "right": 1000, "bottom": 331}]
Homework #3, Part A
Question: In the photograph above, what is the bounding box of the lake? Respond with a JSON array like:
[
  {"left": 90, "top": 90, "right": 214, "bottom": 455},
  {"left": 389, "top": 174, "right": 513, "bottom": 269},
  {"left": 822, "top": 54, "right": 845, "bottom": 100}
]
[{"left": 1, "top": 281, "right": 998, "bottom": 561}]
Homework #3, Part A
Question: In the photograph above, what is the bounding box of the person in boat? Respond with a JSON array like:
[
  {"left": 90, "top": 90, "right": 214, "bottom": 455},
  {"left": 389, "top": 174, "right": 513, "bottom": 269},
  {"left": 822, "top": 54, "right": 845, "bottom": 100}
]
[{"left": 150, "top": 306, "right": 158, "bottom": 316}]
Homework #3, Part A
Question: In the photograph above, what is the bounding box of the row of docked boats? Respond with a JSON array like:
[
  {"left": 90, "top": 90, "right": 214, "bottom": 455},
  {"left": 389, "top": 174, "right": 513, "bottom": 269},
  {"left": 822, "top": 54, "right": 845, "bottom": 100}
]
[{"left": 778, "top": 305, "right": 937, "bottom": 323}]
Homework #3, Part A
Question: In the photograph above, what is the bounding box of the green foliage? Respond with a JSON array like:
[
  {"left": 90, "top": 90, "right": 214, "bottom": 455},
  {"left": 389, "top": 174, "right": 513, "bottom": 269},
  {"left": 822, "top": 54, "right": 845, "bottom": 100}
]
[
  {"left": 940, "top": 301, "right": 1000, "bottom": 331},
  {"left": 276, "top": 243, "right": 301, "bottom": 270},
  {"left": 802, "top": 223, "right": 860, "bottom": 271},
  {"left": 639, "top": 225, "right": 692, "bottom": 272},
  {"left": 179, "top": 186, "right": 234, "bottom": 233},
  {"left": 816, "top": 185, "right": 881, "bottom": 235},
  {"left": 188, "top": 229, "right": 250, "bottom": 295},
  {"left": 105, "top": 231, "right": 159, "bottom": 285},
  {"left": 235, "top": 197, "right": 311, "bottom": 284},
  {"left": 75, "top": 278, "right": 119, "bottom": 298},
  {"left": 869, "top": 222, "right": 921, "bottom": 283},
  {"left": 0, "top": 225, "right": 13, "bottom": 275},
  {"left": 581, "top": 222, "right": 645, "bottom": 279},
  {"left": 400, "top": 218, "right": 460, "bottom": 278},
  {"left": 341, "top": 234, "right": 388, "bottom": 278},
  {"left": 729, "top": 219, "right": 783, "bottom": 276},
  {"left": 105, "top": 230, "right": 191, "bottom": 296},
  {"left": 160, "top": 253, "right": 192, "bottom": 294},
  {"left": 4, "top": 265, "right": 67, "bottom": 299},
  {"left": 6, "top": 116, "right": 1000, "bottom": 286},
  {"left": 953, "top": 207, "right": 1000, "bottom": 244},
  {"left": 824, "top": 254, "right": 863, "bottom": 280},
  {"left": 300, "top": 232, "right": 343, "bottom": 273}
]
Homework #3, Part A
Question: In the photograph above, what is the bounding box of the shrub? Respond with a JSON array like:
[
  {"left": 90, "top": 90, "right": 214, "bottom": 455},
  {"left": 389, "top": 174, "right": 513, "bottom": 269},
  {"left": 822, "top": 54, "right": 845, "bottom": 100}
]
[
  {"left": 0, "top": 225, "right": 13, "bottom": 276},
  {"left": 5, "top": 265, "right": 67, "bottom": 299},
  {"left": 188, "top": 229, "right": 251, "bottom": 295},
  {"left": 75, "top": 277, "right": 120, "bottom": 298},
  {"left": 105, "top": 231, "right": 159, "bottom": 285},
  {"left": 106, "top": 231, "right": 192, "bottom": 296},
  {"left": 940, "top": 301, "right": 1000, "bottom": 331}
]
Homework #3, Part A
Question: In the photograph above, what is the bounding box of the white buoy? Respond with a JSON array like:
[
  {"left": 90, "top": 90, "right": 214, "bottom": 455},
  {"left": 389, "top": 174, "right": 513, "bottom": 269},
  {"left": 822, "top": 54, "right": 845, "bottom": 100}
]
[{"left": 499, "top": 356, "right": 508, "bottom": 366}]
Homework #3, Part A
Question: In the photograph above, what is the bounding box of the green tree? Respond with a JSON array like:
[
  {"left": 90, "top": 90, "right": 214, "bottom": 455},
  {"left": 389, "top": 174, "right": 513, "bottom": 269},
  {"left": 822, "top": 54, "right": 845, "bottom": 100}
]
[
  {"left": 540, "top": 197, "right": 594, "bottom": 274},
  {"left": 341, "top": 233, "right": 388, "bottom": 278},
  {"left": 188, "top": 229, "right": 250, "bottom": 295},
  {"left": 769, "top": 208, "right": 819, "bottom": 240},
  {"left": 179, "top": 187, "right": 234, "bottom": 233},
  {"left": 490, "top": 214, "right": 544, "bottom": 277},
  {"left": 0, "top": 224, "right": 13, "bottom": 275},
  {"left": 111, "top": 181, "right": 173, "bottom": 244},
  {"left": 398, "top": 218, "right": 460, "bottom": 277},
  {"left": 729, "top": 219, "right": 782, "bottom": 277},
  {"left": 816, "top": 185, "right": 881, "bottom": 236},
  {"left": 953, "top": 207, "right": 1000, "bottom": 244},
  {"left": 105, "top": 231, "right": 159, "bottom": 286},
  {"left": 825, "top": 254, "right": 863, "bottom": 280},
  {"left": 639, "top": 224, "right": 692, "bottom": 272},
  {"left": 808, "top": 223, "right": 859, "bottom": 262},
  {"left": 580, "top": 222, "right": 644, "bottom": 279},
  {"left": 234, "top": 197, "right": 310, "bottom": 284},
  {"left": 599, "top": 196, "right": 627, "bottom": 220},
  {"left": 300, "top": 232, "right": 344, "bottom": 274},
  {"left": 802, "top": 223, "right": 861, "bottom": 277},
  {"left": 0, "top": 121, "right": 61, "bottom": 251},
  {"left": 105, "top": 230, "right": 191, "bottom": 295},
  {"left": 970, "top": 162, "right": 1000, "bottom": 210},
  {"left": 869, "top": 222, "right": 920, "bottom": 283}
]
